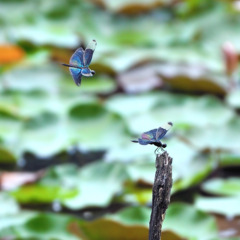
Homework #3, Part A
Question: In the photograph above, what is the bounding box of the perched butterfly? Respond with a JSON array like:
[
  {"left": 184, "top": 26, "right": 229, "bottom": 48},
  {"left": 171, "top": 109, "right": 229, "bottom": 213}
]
[
  {"left": 62, "top": 39, "right": 97, "bottom": 86},
  {"left": 132, "top": 122, "right": 173, "bottom": 153}
]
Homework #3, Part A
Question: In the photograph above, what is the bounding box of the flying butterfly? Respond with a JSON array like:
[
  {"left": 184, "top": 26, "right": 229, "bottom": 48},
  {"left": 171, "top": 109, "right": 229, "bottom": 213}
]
[
  {"left": 62, "top": 39, "right": 97, "bottom": 86},
  {"left": 132, "top": 122, "right": 173, "bottom": 153}
]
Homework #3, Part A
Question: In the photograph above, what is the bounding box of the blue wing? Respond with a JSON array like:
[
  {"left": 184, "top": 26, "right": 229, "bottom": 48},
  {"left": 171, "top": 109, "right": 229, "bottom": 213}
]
[
  {"left": 70, "top": 48, "right": 84, "bottom": 67},
  {"left": 155, "top": 127, "right": 167, "bottom": 141},
  {"left": 69, "top": 67, "right": 82, "bottom": 86},
  {"left": 141, "top": 129, "right": 157, "bottom": 142},
  {"left": 84, "top": 39, "right": 97, "bottom": 67},
  {"left": 138, "top": 138, "right": 153, "bottom": 145},
  {"left": 156, "top": 122, "right": 173, "bottom": 140}
]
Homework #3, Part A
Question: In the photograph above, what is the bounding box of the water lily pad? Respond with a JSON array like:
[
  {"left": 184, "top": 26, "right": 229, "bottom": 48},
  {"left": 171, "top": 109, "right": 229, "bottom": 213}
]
[
  {"left": 77, "top": 203, "right": 218, "bottom": 240},
  {"left": 18, "top": 112, "right": 70, "bottom": 157},
  {"left": 3, "top": 65, "right": 62, "bottom": 92},
  {"left": 226, "top": 89, "right": 240, "bottom": 109},
  {"left": 202, "top": 178, "right": 240, "bottom": 197},
  {"left": 163, "top": 203, "right": 218, "bottom": 240},
  {"left": 63, "top": 161, "right": 129, "bottom": 209},
  {"left": 0, "top": 193, "right": 19, "bottom": 217},
  {"left": 195, "top": 196, "right": 240, "bottom": 218},
  {"left": 128, "top": 93, "right": 234, "bottom": 134},
  {"left": 68, "top": 102, "right": 128, "bottom": 150},
  {"left": 0, "top": 145, "right": 16, "bottom": 163},
  {"left": 11, "top": 184, "right": 78, "bottom": 204},
  {"left": 60, "top": 75, "right": 117, "bottom": 94},
  {"left": 184, "top": 117, "right": 240, "bottom": 152},
  {"left": 14, "top": 213, "right": 79, "bottom": 240}
]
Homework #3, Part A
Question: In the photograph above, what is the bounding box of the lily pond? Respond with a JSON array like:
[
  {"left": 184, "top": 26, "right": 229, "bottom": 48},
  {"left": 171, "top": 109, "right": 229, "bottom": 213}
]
[{"left": 0, "top": 0, "right": 240, "bottom": 239}]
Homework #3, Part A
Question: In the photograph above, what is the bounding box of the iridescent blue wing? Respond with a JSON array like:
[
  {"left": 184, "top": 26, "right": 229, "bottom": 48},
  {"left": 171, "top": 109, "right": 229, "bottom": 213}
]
[
  {"left": 156, "top": 122, "right": 173, "bottom": 141},
  {"left": 70, "top": 48, "right": 84, "bottom": 67},
  {"left": 141, "top": 129, "right": 157, "bottom": 142},
  {"left": 69, "top": 67, "right": 82, "bottom": 86},
  {"left": 84, "top": 39, "right": 97, "bottom": 67},
  {"left": 138, "top": 138, "right": 152, "bottom": 145}
]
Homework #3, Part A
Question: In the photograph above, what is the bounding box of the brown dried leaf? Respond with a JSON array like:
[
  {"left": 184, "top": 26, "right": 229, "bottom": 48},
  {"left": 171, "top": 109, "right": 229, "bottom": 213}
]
[{"left": 118, "top": 65, "right": 163, "bottom": 93}]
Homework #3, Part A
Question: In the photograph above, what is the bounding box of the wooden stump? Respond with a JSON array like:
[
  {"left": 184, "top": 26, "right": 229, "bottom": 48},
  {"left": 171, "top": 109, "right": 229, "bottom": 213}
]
[{"left": 149, "top": 151, "right": 173, "bottom": 240}]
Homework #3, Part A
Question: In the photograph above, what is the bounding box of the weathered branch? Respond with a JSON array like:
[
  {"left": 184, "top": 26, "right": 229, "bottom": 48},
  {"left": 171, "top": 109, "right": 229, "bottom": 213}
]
[{"left": 149, "top": 151, "right": 173, "bottom": 240}]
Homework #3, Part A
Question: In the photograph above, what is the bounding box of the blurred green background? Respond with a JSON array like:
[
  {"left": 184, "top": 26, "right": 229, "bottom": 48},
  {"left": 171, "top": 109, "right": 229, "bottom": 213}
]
[{"left": 0, "top": 0, "right": 240, "bottom": 239}]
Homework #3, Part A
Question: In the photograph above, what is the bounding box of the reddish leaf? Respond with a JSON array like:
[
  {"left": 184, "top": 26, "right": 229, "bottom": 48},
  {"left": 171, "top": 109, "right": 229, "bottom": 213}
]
[{"left": 0, "top": 45, "right": 25, "bottom": 64}]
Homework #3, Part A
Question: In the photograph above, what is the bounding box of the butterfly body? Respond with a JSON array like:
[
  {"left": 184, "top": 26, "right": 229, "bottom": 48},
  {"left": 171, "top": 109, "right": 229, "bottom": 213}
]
[
  {"left": 132, "top": 122, "right": 173, "bottom": 153},
  {"left": 62, "top": 39, "right": 97, "bottom": 86}
]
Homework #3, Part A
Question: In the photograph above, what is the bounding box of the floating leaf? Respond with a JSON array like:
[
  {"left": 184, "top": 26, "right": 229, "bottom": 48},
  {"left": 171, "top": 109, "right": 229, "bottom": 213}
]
[
  {"left": 195, "top": 196, "right": 240, "bottom": 218},
  {"left": 63, "top": 161, "right": 129, "bottom": 209},
  {"left": 127, "top": 93, "right": 234, "bottom": 134},
  {"left": 77, "top": 206, "right": 183, "bottom": 240},
  {"left": 184, "top": 117, "right": 240, "bottom": 152},
  {"left": 60, "top": 75, "right": 117, "bottom": 94},
  {"left": 118, "top": 65, "right": 162, "bottom": 93},
  {"left": 68, "top": 102, "right": 128, "bottom": 150},
  {"left": 163, "top": 203, "right": 218, "bottom": 240},
  {"left": 3, "top": 65, "right": 62, "bottom": 92},
  {"left": 77, "top": 204, "right": 218, "bottom": 240},
  {"left": 0, "top": 45, "right": 25, "bottom": 64},
  {"left": 11, "top": 184, "right": 78, "bottom": 204},
  {"left": 18, "top": 112, "right": 69, "bottom": 157},
  {"left": 0, "top": 193, "right": 19, "bottom": 217},
  {"left": 0, "top": 145, "right": 16, "bottom": 163},
  {"left": 14, "top": 213, "right": 79, "bottom": 240},
  {"left": 226, "top": 89, "right": 240, "bottom": 109},
  {"left": 202, "top": 178, "right": 240, "bottom": 197},
  {"left": 10, "top": 24, "right": 80, "bottom": 48}
]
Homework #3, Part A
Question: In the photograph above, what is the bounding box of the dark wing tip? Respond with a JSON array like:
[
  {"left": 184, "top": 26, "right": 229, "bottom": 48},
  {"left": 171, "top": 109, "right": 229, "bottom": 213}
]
[
  {"left": 131, "top": 140, "right": 138, "bottom": 143},
  {"left": 168, "top": 122, "right": 173, "bottom": 126}
]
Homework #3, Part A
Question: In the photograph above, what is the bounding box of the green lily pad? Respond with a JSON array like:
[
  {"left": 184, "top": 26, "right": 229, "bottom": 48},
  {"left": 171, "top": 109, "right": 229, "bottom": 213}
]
[
  {"left": 184, "top": 117, "right": 240, "bottom": 152},
  {"left": 202, "top": 178, "right": 240, "bottom": 197},
  {"left": 105, "top": 93, "right": 160, "bottom": 118},
  {"left": 11, "top": 184, "right": 78, "bottom": 204},
  {"left": 0, "top": 193, "right": 35, "bottom": 235},
  {"left": 18, "top": 112, "right": 70, "bottom": 157},
  {"left": 11, "top": 24, "right": 79, "bottom": 48},
  {"left": 68, "top": 102, "right": 128, "bottom": 150},
  {"left": 78, "top": 203, "right": 218, "bottom": 240},
  {"left": 60, "top": 75, "right": 117, "bottom": 94},
  {"left": 63, "top": 161, "right": 129, "bottom": 209},
  {"left": 128, "top": 93, "right": 234, "bottom": 134},
  {"left": 0, "top": 192, "right": 19, "bottom": 217},
  {"left": 14, "top": 213, "right": 79, "bottom": 240},
  {"left": 219, "top": 153, "right": 240, "bottom": 167},
  {"left": 167, "top": 139, "right": 214, "bottom": 193},
  {"left": 195, "top": 196, "right": 240, "bottom": 218},
  {"left": 163, "top": 203, "right": 218, "bottom": 240},
  {"left": 0, "top": 145, "right": 16, "bottom": 163},
  {"left": 226, "top": 89, "right": 240, "bottom": 109},
  {"left": 3, "top": 65, "right": 62, "bottom": 92},
  {"left": 77, "top": 206, "right": 183, "bottom": 240}
]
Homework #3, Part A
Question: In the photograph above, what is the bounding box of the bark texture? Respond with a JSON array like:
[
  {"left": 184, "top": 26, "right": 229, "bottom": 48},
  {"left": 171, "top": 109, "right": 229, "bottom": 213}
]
[{"left": 149, "top": 151, "right": 173, "bottom": 240}]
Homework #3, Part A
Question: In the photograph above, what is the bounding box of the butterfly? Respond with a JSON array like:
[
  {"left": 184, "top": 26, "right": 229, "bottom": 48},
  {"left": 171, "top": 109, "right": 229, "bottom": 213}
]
[
  {"left": 132, "top": 122, "right": 173, "bottom": 154},
  {"left": 62, "top": 39, "right": 97, "bottom": 86}
]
